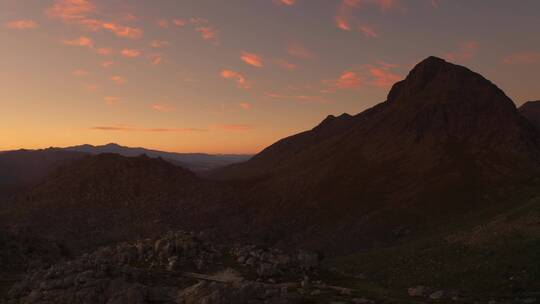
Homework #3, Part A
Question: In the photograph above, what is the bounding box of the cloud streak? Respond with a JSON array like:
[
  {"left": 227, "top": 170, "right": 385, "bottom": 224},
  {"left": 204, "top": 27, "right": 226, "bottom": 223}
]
[
  {"left": 241, "top": 52, "right": 264, "bottom": 67},
  {"left": 5, "top": 19, "right": 38, "bottom": 30},
  {"left": 221, "top": 69, "right": 250, "bottom": 89}
]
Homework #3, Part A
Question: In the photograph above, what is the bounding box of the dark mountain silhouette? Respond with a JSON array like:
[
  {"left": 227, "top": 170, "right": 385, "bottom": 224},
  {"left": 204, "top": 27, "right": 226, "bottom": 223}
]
[
  {"left": 0, "top": 149, "right": 85, "bottom": 198},
  {"left": 519, "top": 100, "right": 540, "bottom": 129},
  {"left": 210, "top": 56, "right": 540, "bottom": 251},
  {"left": 63, "top": 143, "right": 251, "bottom": 172}
]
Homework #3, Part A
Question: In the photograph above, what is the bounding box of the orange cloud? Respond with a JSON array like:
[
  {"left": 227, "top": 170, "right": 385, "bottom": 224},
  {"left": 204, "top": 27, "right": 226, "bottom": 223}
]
[
  {"left": 239, "top": 102, "right": 252, "bottom": 110},
  {"left": 265, "top": 93, "right": 331, "bottom": 104},
  {"left": 359, "top": 25, "right": 378, "bottom": 38},
  {"left": 327, "top": 62, "right": 401, "bottom": 90},
  {"left": 286, "top": 42, "right": 316, "bottom": 60},
  {"left": 221, "top": 70, "right": 250, "bottom": 89},
  {"left": 96, "top": 47, "right": 113, "bottom": 55},
  {"left": 215, "top": 124, "right": 253, "bottom": 131},
  {"left": 196, "top": 26, "right": 218, "bottom": 43},
  {"left": 91, "top": 125, "right": 206, "bottom": 132},
  {"left": 274, "top": 0, "right": 296, "bottom": 5},
  {"left": 150, "top": 103, "right": 175, "bottom": 112},
  {"left": 503, "top": 52, "right": 540, "bottom": 65},
  {"left": 241, "top": 52, "right": 264, "bottom": 68},
  {"left": 336, "top": 71, "right": 364, "bottom": 89},
  {"left": 149, "top": 54, "right": 163, "bottom": 65},
  {"left": 110, "top": 75, "right": 126, "bottom": 85},
  {"left": 368, "top": 67, "right": 401, "bottom": 88},
  {"left": 275, "top": 59, "right": 298, "bottom": 71},
  {"left": 173, "top": 19, "right": 187, "bottom": 26},
  {"left": 63, "top": 36, "right": 93, "bottom": 48},
  {"left": 104, "top": 96, "right": 121, "bottom": 105},
  {"left": 335, "top": 0, "right": 398, "bottom": 32},
  {"left": 5, "top": 19, "right": 38, "bottom": 30},
  {"left": 46, "top": 0, "right": 143, "bottom": 39},
  {"left": 100, "top": 61, "right": 114, "bottom": 68},
  {"left": 151, "top": 40, "right": 170, "bottom": 48},
  {"left": 157, "top": 19, "right": 169, "bottom": 28},
  {"left": 121, "top": 49, "right": 142, "bottom": 58},
  {"left": 73, "top": 69, "right": 89, "bottom": 77},
  {"left": 444, "top": 41, "right": 479, "bottom": 62}
]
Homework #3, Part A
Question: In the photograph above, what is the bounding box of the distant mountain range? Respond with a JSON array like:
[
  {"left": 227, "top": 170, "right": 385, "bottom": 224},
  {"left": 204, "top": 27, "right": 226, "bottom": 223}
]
[{"left": 62, "top": 143, "right": 252, "bottom": 171}]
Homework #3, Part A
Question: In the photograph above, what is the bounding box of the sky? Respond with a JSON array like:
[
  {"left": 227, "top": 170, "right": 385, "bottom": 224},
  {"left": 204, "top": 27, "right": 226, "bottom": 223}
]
[{"left": 1, "top": 0, "right": 539, "bottom": 154}]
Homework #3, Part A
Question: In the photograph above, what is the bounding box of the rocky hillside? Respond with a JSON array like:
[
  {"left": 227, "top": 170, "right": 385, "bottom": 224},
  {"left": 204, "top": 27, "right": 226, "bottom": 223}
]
[
  {"left": 0, "top": 149, "right": 85, "bottom": 198},
  {"left": 210, "top": 57, "right": 540, "bottom": 252},
  {"left": 519, "top": 100, "right": 540, "bottom": 130}
]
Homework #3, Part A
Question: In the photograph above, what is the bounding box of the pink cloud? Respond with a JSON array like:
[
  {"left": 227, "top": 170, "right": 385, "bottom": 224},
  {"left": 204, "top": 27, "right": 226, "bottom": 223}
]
[
  {"left": 173, "top": 19, "right": 187, "bottom": 26},
  {"left": 91, "top": 124, "right": 205, "bottom": 132},
  {"left": 150, "top": 103, "right": 175, "bottom": 112},
  {"left": 221, "top": 69, "right": 250, "bottom": 89},
  {"left": 100, "top": 61, "right": 114, "bottom": 68},
  {"left": 336, "top": 71, "right": 364, "bottom": 89},
  {"left": 149, "top": 54, "right": 163, "bottom": 65},
  {"left": 104, "top": 96, "right": 121, "bottom": 105},
  {"left": 503, "top": 52, "right": 540, "bottom": 65},
  {"left": 110, "top": 75, "right": 126, "bottom": 85},
  {"left": 327, "top": 62, "right": 401, "bottom": 90},
  {"left": 95, "top": 47, "right": 113, "bottom": 55},
  {"left": 275, "top": 59, "right": 298, "bottom": 71},
  {"left": 63, "top": 36, "right": 93, "bottom": 48},
  {"left": 286, "top": 42, "right": 316, "bottom": 60},
  {"left": 368, "top": 67, "right": 401, "bottom": 88},
  {"left": 73, "top": 69, "right": 89, "bottom": 77},
  {"left": 239, "top": 102, "right": 252, "bottom": 110},
  {"left": 46, "top": 0, "right": 143, "bottom": 39},
  {"left": 265, "top": 93, "right": 331, "bottom": 104},
  {"left": 444, "top": 41, "right": 479, "bottom": 62},
  {"left": 196, "top": 26, "right": 218, "bottom": 43},
  {"left": 5, "top": 19, "right": 38, "bottom": 30},
  {"left": 157, "top": 19, "right": 169, "bottom": 28},
  {"left": 335, "top": 0, "right": 398, "bottom": 32},
  {"left": 121, "top": 48, "right": 142, "bottom": 58},
  {"left": 241, "top": 52, "right": 264, "bottom": 68},
  {"left": 359, "top": 25, "right": 378, "bottom": 38},
  {"left": 150, "top": 40, "right": 169, "bottom": 48},
  {"left": 274, "top": 0, "right": 296, "bottom": 5}
]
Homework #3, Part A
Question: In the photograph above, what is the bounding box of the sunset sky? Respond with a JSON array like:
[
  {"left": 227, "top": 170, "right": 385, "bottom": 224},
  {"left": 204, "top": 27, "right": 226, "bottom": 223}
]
[{"left": 1, "top": 0, "right": 540, "bottom": 154}]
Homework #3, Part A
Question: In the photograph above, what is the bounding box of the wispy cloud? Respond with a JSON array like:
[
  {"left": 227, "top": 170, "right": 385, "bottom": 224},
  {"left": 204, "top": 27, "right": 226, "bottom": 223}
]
[
  {"left": 326, "top": 61, "right": 402, "bottom": 90},
  {"left": 5, "top": 19, "right": 38, "bottom": 30},
  {"left": 359, "top": 25, "right": 378, "bottom": 38},
  {"left": 63, "top": 36, "right": 94, "bottom": 48},
  {"left": 215, "top": 124, "right": 254, "bottom": 131},
  {"left": 46, "top": 0, "right": 143, "bottom": 39},
  {"left": 104, "top": 96, "right": 121, "bottom": 105},
  {"left": 336, "top": 71, "right": 364, "bottom": 89},
  {"left": 157, "top": 19, "right": 169, "bottom": 28},
  {"left": 286, "top": 42, "right": 316, "bottom": 60},
  {"left": 100, "top": 61, "right": 114, "bottom": 68},
  {"left": 241, "top": 52, "right": 264, "bottom": 68},
  {"left": 274, "top": 59, "right": 298, "bottom": 71},
  {"left": 150, "top": 40, "right": 170, "bottom": 48},
  {"left": 274, "top": 0, "right": 296, "bottom": 6},
  {"left": 121, "top": 48, "right": 142, "bottom": 58},
  {"left": 73, "top": 69, "right": 89, "bottom": 77},
  {"left": 96, "top": 47, "right": 113, "bottom": 55},
  {"left": 221, "top": 69, "right": 250, "bottom": 89},
  {"left": 173, "top": 19, "right": 187, "bottom": 26},
  {"left": 110, "top": 75, "right": 126, "bottom": 85},
  {"left": 443, "top": 41, "right": 479, "bottom": 62},
  {"left": 239, "top": 102, "right": 252, "bottom": 110},
  {"left": 502, "top": 51, "right": 540, "bottom": 65},
  {"left": 196, "top": 26, "right": 218, "bottom": 43},
  {"left": 150, "top": 103, "right": 175, "bottom": 112},
  {"left": 91, "top": 124, "right": 206, "bottom": 132}
]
